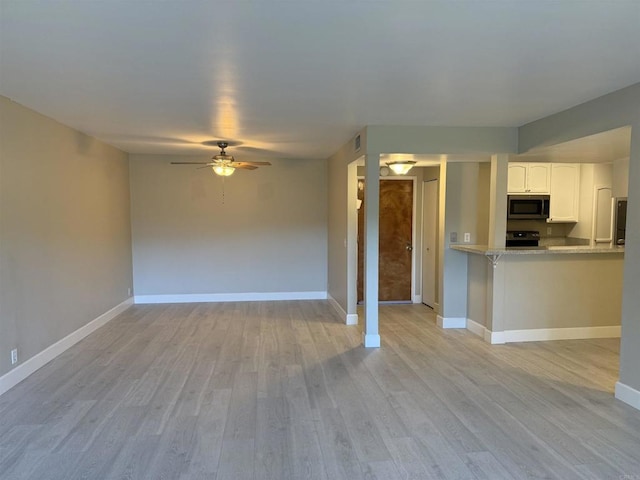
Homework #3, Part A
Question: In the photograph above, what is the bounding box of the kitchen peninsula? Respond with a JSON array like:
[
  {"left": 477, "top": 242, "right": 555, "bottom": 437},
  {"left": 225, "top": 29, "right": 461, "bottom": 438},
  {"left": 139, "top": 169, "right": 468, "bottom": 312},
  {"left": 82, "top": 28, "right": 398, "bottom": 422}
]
[
  {"left": 452, "top": 243, "right": 624, "bottom": 257},
  {"left": 450, "top": 243, "right": 624, "bottom": 344}
]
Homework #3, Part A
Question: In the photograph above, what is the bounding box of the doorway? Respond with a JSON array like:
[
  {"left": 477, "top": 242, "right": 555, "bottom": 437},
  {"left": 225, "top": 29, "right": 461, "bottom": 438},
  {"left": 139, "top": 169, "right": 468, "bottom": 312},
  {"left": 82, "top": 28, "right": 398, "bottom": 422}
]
[{"left": 357, "top": 178, "right": 414, "bottom": 303}]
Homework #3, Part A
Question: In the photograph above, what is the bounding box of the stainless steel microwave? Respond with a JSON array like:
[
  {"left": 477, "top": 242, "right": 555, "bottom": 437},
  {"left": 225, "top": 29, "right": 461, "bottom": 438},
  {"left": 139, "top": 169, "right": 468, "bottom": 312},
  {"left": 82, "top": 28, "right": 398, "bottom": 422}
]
[{"left": 507, "top": 195, "right": 550, "bottom": 220}]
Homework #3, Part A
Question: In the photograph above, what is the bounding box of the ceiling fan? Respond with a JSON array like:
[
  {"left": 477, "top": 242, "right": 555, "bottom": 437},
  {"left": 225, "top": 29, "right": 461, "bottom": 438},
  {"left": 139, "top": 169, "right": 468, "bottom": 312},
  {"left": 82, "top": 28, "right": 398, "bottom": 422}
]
[{"left": 170, "top": 141, "right": 271, "bottom": 176}]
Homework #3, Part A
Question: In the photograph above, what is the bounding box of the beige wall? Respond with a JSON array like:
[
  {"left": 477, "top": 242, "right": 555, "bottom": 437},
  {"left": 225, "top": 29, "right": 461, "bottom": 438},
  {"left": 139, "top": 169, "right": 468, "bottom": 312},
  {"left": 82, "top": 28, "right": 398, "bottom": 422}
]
[
  {"left": 502, "top": 254, "right": 624, "bottom": 329},
  {"left": 613, "top": 157, "right": 630, "bottom": 198},
  {"left": 129, "top": 154, "right": 327, "bottom": 296},
  {"left": 441, "top": 162, "right": 480, "bottom": 319},
  {"left": 327, "top": 130, "right": 365, "bottom": 316},
  {"left": 0, "top": 96, "right": 132, "bottom": 378},
  {"left": 476, "top": 162, "right": 491, "bottom": 245},
  {"left": 467, "top": 254, "right": 488, "bottom": 327},
  {"left": 465, "top": 162, "right": 491, "bottom": 326}
]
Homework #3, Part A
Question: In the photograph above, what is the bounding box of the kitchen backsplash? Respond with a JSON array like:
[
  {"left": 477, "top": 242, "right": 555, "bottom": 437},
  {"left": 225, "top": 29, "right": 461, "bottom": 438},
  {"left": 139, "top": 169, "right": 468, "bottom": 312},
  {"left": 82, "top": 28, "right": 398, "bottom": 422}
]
[
  {"left": 539, "top": 236, "right": 590, "bottom": 247},
  {"left": 506, "top": 219, "right": 590, "bottom": 246}
]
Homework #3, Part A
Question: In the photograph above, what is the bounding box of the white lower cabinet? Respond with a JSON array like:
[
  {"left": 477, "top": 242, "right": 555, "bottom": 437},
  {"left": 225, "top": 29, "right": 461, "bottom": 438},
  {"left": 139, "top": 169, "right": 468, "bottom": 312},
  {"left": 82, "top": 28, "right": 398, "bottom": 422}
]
[{"left": 548, "top": 164, "right": 580, "bottom": 223}]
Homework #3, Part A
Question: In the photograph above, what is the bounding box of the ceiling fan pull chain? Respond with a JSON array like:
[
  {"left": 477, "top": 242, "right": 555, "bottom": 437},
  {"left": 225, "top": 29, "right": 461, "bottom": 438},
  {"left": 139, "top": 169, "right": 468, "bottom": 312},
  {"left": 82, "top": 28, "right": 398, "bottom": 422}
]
[{"left": 222, "top": 176, "right": 226, "bottom": 205}]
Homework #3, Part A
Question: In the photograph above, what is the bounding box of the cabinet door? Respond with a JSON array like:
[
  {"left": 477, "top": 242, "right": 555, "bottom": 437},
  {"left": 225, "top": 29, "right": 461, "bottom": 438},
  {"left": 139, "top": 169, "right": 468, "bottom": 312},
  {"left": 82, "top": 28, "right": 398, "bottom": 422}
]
[
  {"left": 549, "top": 164, "right": 580, "bottom": 222},
  {"left": 593, "top": 186, "right": 613, "bottom": 244},
  {"left": 508, "top": 164, "right": 527, "bottom": 193},
  {"left": 527, "top": 164, "right": 550, "bottom": 193}
]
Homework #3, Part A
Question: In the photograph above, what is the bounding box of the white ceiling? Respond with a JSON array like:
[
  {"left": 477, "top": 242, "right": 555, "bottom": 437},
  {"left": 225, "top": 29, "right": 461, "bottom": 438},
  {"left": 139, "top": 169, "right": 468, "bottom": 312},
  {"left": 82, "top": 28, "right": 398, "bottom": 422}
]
[{"left": 1, "top": 1, "right": 639, "bottom": 160}]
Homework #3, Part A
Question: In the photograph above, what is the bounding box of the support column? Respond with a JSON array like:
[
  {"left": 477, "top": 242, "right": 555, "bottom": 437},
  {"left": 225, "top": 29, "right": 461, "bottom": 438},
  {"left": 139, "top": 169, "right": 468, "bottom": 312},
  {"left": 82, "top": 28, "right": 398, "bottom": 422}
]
[
  {"left": 616, "top": 123, "right": 640, "bottom": 410},
  {"left": 488, "top": 154, "right": 508, "bottom": 248},
  {"left": 363, "top": 153, "right": 380, "bottom": 347},
  {"left": 485, "top": 154, "right": 509, "bottom": 343}
]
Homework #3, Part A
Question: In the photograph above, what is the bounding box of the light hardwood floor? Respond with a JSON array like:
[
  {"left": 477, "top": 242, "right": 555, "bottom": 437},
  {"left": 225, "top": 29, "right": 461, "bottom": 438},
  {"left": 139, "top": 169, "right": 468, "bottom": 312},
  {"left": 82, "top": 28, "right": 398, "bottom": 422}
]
[{"left": 1, "top": 301, "right": 639, "bottom": 479}]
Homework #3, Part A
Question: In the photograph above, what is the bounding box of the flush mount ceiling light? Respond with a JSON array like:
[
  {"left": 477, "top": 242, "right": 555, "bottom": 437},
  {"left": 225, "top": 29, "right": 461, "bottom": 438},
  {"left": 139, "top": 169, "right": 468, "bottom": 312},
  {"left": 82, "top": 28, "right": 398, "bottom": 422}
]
[{"left": 387, "top": 161, "right": 416, "bottom": 175}]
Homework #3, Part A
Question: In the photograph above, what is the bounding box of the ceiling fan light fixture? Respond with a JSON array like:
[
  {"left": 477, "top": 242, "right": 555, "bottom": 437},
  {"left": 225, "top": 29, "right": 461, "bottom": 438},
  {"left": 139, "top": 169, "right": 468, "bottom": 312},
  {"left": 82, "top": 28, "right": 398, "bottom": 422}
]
[
  {"left": 212, "top": 165, "right": 235, "bottom": 176},
  {"left": 213, "top": 153, "right": 234, "bottom": 162},
  {"left": 387, "top": 161, "right": 416, "bottom": 175}
]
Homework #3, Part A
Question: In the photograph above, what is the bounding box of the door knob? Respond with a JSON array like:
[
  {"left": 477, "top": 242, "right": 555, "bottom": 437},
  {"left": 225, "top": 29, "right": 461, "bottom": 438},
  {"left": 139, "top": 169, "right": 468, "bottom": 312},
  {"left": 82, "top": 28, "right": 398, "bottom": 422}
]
[{"left": 406, "top": 243, "right": 413, "bottom": 252}]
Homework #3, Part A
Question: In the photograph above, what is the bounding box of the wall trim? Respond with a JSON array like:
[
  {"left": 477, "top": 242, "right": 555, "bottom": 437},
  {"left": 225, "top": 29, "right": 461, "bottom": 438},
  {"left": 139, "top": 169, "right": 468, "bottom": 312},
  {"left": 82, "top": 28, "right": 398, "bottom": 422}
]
[
  {"left": 134, "top": 291, "right": 328, "bottom": 304},
  {"left": 466, "top": 318, "right": 485, "bottom": 338},
  {"left": 0, "top": 297, "right": 133, "bottom": 397},
  {"left": 436, "top": 318, "right": 620, "bottom": 345},
  {"left": 502, "top": 325, "right": 621, "bottom": 343},
  {"left": 479, "top": 325, "right": 620, "bottom": 344},
  {"left": 615, "top": 381, "right": 640, "bottom": 411},
  {"left": 485, "top": 330, "right": 506, "bottom": 344},
  {"left": 413, "top": 294, "right": 422, "bottom": 304},
  {"left": 437, "top": 315, "right": 467, "bottom": 329},
  {"left": 328, "top": 294, "right": 358, "bottom": 325}
]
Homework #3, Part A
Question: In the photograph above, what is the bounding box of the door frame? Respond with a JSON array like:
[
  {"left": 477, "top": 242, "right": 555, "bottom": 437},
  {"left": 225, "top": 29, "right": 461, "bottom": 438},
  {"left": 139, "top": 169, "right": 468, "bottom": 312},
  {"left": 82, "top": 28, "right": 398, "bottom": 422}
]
[
  {"left": 356, "top": 175, "right": 419, "bottom": 304},
  {"left": 420, "top": 178, "right": 439, "bottom": 309}
]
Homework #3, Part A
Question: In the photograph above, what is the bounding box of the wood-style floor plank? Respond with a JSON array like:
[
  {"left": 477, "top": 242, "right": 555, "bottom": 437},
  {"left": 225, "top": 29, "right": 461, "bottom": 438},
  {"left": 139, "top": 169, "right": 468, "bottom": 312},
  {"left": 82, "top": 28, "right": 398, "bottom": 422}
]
[{"left": 1, "top": 301, "right": 640, "bottom": 479}]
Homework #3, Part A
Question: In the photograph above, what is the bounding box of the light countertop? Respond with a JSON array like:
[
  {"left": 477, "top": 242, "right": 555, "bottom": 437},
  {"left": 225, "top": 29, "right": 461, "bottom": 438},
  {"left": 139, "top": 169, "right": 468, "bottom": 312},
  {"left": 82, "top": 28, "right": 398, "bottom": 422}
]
[{"left": 451, "top": 244, "right": 625, "bottom": 256}]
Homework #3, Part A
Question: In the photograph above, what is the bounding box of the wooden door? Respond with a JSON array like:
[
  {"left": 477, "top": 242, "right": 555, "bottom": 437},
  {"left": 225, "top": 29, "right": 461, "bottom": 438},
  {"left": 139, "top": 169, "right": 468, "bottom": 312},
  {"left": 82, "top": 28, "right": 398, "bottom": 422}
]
[
  {"left": 421, "top": 179, "right": 438, "bottom": 308},
  {"left": 357, "top": 179, "right": 413, "bottom": 303}
]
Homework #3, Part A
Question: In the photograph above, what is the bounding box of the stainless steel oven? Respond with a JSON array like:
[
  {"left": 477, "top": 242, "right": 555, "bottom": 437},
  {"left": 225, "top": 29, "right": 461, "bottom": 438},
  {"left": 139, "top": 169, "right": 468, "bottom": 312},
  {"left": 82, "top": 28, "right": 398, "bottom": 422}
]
[
  {"left": 506, "top": 230, "right": 540, "bottom": 247},
  {"left": 507, "top": 195, "right": 550, "bottom": 220}
]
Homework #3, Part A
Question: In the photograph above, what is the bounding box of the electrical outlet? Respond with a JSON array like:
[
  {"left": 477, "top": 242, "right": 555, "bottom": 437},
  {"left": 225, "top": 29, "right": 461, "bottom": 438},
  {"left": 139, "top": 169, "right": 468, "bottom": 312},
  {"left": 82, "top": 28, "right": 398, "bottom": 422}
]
[
  {"left": 11, "top": 349, "right": 18, "bottom": 365},
  {"left": 464, "top": 233, "right": 471, "bottom": 243}
]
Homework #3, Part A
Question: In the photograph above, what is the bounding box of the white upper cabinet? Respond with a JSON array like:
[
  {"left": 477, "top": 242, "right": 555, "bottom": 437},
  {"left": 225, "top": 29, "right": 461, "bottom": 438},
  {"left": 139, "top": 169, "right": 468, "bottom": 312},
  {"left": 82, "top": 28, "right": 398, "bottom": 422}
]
[
  {"left": 527, "top": 164, "right": 552, "bottom": 193},
  {"left": 548, "top": 164, "right": 580, "bottom": 223},
  {"left": 508, "top": 163, "right": 550, "bottom": 193},
  {"left": 507, "top": 164, "right": 527, "bottom": 192}
]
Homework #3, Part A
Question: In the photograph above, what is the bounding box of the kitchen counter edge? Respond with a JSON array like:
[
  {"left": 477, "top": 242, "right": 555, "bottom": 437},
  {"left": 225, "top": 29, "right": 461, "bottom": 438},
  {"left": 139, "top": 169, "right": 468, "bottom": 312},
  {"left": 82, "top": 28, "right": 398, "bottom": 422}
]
[{"left": 450, "top": 244, "right": 625, "bottom": 256}]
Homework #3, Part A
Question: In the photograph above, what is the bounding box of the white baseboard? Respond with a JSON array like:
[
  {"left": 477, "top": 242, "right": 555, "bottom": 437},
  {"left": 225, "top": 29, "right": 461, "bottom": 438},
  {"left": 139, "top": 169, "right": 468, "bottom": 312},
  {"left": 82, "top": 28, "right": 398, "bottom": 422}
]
[
  {"left": 485, "top": 330, "right": 506, "bottom": 344},
  {"left": 363, "top": 333, "right": 381, "bottom": 348},
  {"left": 503, "top": 325, "right": 620, "bottom": 343},
  {"left": 437, "top": 315, "right": 467, "bottom": 329},
  {"left": 476, "top": 325, "right": 620, "bottom": 345},
  {"left": 413, "top": 294, "right": 422, "bottom": 304},
  {"left": 615, "top": 381, "right": 640, "bottom": 411},
  {"left": 466, "top": 318, "right": 485, "bottom": 338},
  {"left": 135, "top": 291, "right": 328, "bottom": 304},
  {"left": 328, "top": 294, "right": 358, "bottom": 325},
  {"left": 0, "top": 297, "right": 133, "bottom": 397},
  {"left": 462, "top": 321, "right": 506, "bottom": 344}
]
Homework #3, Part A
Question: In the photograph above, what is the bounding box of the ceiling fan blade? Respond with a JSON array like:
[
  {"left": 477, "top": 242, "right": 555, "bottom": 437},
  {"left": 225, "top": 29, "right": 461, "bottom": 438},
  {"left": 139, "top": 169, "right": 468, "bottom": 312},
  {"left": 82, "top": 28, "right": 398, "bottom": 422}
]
[
  {"left": 233, "top": 164, "right": 258, "bottom": 170},
  {"left": 170, "top": 161, "right": 214, "bottom": 165},
  {"left": 235, "top": 161, "right": 272, "bottom": 167}
]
